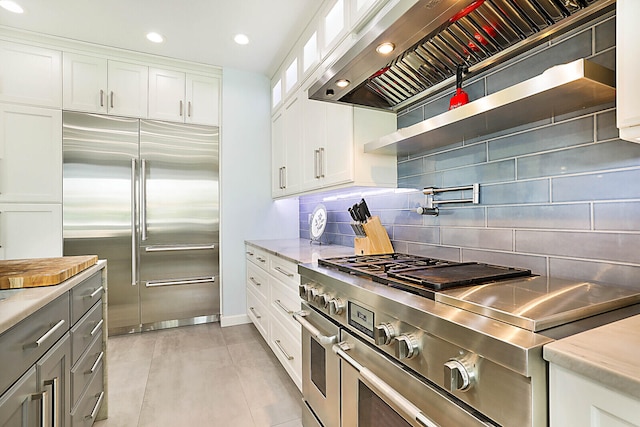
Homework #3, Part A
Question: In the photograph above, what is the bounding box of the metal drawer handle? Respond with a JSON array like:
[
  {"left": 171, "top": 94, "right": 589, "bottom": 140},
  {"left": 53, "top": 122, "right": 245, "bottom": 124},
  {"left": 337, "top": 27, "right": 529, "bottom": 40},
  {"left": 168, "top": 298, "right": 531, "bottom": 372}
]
[
  {"left": 146, "top": 276, "right": 215, "bottom": 287},
  {"left": 274, "top": 266, "right": 294, "bottom": 278},
  {"left": 249, "top": 276, "right": 262, "bottom": 286},
  {"left": 24, "top": 319, "right": 65, "bottom": 349},
  {"left": 87, "top": 286, "right": 104, "bottom": 299},
  {"left": 145, "top": 244, "right": 215, "bottom": 252},
  {"left": 29, "top": 390, "right": 48, "bottom": 427},
  {"left": 90, "top": 319, "right": 104, "bottom": 337},
  {"left": 293, "top": 310, "right": 337, "bottom": 345},
  {"left": 85, "top": 391, "right": 104, "bottom": 420},
  {"left": 256, "top": 256, "right": 266, "bottom": 263},
  {"left": 86, "top": 351, "right": 104, "bottom": 375},
  {"left": 275, "top": 299, "right": 293, "bottom": 315},
  {"left": 333, "top": 342, "right": 439, "bottom": 427},
  {"left": 246, "top": 251, "right": 254, "bottom": 256},
  {"left": 274, "top": 339, "right": 294, "bottom": 360},
  {"left": 249, "top": 307, "right": 261, "bottom": 319}
]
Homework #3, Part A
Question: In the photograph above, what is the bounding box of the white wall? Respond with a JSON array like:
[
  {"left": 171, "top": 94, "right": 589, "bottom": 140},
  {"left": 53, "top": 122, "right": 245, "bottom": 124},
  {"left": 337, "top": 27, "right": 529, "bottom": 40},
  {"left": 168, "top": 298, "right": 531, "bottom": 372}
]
[{"left": 220, "top": 68, "right": 299, "bottom": 326}]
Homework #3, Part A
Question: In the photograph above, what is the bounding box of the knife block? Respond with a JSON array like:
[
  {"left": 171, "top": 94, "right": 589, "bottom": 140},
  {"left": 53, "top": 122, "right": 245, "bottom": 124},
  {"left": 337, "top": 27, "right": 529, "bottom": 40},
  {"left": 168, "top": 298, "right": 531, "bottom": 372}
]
[{"left": 354, "top": 216, "right": 394, "bottom": 255}]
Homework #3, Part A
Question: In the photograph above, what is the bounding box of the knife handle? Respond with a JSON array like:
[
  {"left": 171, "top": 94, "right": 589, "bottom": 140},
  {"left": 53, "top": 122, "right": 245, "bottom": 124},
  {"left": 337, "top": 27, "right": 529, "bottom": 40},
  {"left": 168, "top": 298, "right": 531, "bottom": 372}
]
[{"left": 360, "top": 198, "right": 372, "bottom": 219}]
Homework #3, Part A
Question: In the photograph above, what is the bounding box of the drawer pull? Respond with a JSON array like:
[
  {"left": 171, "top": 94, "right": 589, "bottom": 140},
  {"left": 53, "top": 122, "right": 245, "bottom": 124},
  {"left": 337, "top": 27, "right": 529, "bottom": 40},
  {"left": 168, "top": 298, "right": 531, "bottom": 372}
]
[
  {"left": 274, "top": 339, "right": 294, "bottom": 360},
  {"left": 146, "top": 276, "right": 215, "bottom": 287},
  {"left": 256, "top": 256, "right": 266, "bottom": 263},
  {"left": 145, "top": 244, "right": 215, "bottom": 252},
  {"left": 90, "top": 319, "right": 104, "bottom": 337},
  {"left": 246, "top": 251, "right": 254, "bottom": 256},
  {"left": 87, "top": 286, "right": 104, "bottom": 299},
  {"left": 274, "top": 266, "right": 294, "bottom": 278},
  {"left": 86, "top": 351, "right": 104, "bottom": 375},
  {"left": 249, "top": 307, "right": 261, "bottom": 319},
  {"left": 249, "top": 276, "right": 262, "bottom": 286},
  {"left": 85, "top": 391, "right": 104, "bottom": 420},
  {"left": 29, "top": 390, "right": 47, "bottom": 427},
  {"left": 275, "top": 299, "right": 293, "bottom": 315},
  {"left": 24, "top": 319, "right": 65, "bottom": 349}
]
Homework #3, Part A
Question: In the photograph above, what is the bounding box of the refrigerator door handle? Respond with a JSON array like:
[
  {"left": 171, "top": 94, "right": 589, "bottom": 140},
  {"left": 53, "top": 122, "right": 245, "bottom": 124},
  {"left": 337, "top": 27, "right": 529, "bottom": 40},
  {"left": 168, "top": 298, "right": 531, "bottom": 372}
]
[
  {"left": 145, "top": 276, "right": 216, "bottom": 287},
  {"left": 145, "top": 244, "right": 216, "bottom": 252},
  {"left": 131, "top": 158, "right": 137, "bottom": 285},
  {"left": 141, "top": 159, "right": 148, "bottom": 241}
]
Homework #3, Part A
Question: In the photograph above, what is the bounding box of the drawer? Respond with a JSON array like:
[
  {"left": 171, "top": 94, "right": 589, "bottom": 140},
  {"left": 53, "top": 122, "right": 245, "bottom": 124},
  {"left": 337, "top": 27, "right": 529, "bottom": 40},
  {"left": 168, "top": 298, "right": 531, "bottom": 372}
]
[
  {"left": 70, "top": 271, "right": 103, "bottom": 326},
  {"left": 247, "top": 262, "right": 268, "bottom": 302},
  {"left": 270, "top": 276, "right": 301, "bottom": 335},
  {"left": 270, "top": 255, "right": 299, "bottom": 290},
  {"left": 71, "top": 359, "right": 104, "bottom": 427},
  {"left": 269, "top": 314, "right": 302, "bottom": 391},
  {"left": 70, "top": 301, "right": 103, "bottom": 365},
  {"left": 71, "top": 330, "right": 103, "bottom": 406},
  {"left": 247, "top": 288, "right": 268, "bottom": 341},
  {"left": 0, "top": 292, "right": 70, "bottom": 396},
  {"left": 245, "top": 245, "right": 269, "bottom": 271}
]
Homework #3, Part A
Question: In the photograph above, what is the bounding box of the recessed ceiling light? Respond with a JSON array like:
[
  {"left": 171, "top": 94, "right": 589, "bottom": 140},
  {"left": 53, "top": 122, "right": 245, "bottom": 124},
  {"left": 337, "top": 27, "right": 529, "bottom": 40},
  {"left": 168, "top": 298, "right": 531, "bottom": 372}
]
[
  {"left": 146, "top": 32, "right": 164, "bottom": 43},
  {"left": 336, "top": 79, "right": 350, "bottom": 88},
  {"left": 376, "top": 42, "right": 395, "bottom": 55},
  {"left": 234, "top": 34, "right": 250, "bottom": 45},
  {"left": 0, "top": 0, "right": 24, "bottom": 13}
]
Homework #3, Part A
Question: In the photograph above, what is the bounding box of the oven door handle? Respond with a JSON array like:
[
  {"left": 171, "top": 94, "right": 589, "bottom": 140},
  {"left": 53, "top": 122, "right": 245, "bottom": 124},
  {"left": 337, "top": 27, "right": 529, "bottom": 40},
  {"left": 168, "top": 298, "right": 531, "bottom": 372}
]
[
  {"left": 293, "top": 311, "right": 338, "bottom": 346},
  {"left": 333, "top": 342, "right": 440, "bottom": 427}
]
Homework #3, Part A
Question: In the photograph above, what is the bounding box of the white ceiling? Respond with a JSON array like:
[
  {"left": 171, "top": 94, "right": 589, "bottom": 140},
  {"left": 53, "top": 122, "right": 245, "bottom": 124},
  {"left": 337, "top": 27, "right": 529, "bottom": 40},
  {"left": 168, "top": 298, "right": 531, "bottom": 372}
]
[{"left": 0, "top": 0, "right": 322, "bottom": 77}]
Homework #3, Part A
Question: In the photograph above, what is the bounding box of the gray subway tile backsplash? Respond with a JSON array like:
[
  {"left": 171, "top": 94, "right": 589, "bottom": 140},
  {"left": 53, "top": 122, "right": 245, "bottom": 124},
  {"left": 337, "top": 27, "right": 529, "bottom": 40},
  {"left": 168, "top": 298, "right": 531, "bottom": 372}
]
[{"left": 298, "top": 12, "right": 640, "bottom": 289}]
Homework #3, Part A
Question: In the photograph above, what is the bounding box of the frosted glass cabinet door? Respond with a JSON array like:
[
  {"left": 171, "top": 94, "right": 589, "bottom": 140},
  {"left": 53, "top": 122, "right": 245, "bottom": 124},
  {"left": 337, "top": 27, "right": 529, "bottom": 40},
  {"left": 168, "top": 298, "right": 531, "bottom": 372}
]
[
  {"left": 0, "top": 104, "right": 62, "bottom": 203},
  {"left": 148, "top": 67, "right": 186, "bottom": 122},
  {"left": 0, "top": 41, "right": 62, "bottom": 108},
  {"left": 0, "top": 204, "right": 63, "bottom": 259}
]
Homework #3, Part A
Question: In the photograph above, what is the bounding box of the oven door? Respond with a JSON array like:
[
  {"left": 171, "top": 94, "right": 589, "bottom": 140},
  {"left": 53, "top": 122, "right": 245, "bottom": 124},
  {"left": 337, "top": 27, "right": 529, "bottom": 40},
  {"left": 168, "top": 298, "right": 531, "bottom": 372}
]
[
  {"left": 336, "top": 329, "right": 497, "bottom": 427},
  {"left": 294, "top": 301, "right": 340, "bottom": 427}
]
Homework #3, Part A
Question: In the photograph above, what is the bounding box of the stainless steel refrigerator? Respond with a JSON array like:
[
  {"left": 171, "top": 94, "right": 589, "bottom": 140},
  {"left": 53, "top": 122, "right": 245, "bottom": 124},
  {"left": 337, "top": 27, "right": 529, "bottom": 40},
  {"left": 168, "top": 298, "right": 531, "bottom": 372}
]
[{"left": 63, "top": 112, "right": 219, "bottom": 335}]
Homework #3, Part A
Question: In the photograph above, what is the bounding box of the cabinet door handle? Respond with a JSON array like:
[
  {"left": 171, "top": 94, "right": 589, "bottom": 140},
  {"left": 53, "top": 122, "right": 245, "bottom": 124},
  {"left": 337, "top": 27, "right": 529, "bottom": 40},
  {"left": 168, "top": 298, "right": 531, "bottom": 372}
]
[
  {"left": 86, "top": 351, "right": 104, "bottom": 375},
  {"left": 85, "top": 391, "right": 104, "bottom": 420},
  {"left": 274, "top": 339, "right": 294, "bottom": 360},
  {"left": 110, "top": 91, "right": 114, "bottom": 108},
  {"left": 29, "top": 390, "right": 48, "bottom": 427},
  {"left": 89, "top": 319, "right": 104, "bottom": 337},
  {"left": 249, "top": 307, "right": 261, "bottom": 319},
  {"left": 275, "top": 299, "right": 293, "bottom": 315},
  {"left": 314, "top": 149, "right": 319, "bottom": 178},
  {"left": 282, "top": 166, "right": 287, "bottom": 189},
  {"left": 249, "top": 276, "right": 261, "bottom": 286},
  {"left": 274, "top": 266, "right": 294, "bottom": 278},
  {"left": 44, "top": 377, "right": 59, "bottom": 427},
  {"left": 319, "top": 147, "right": 325, "bottom": 178},
  {"left": 179, "top": 100, "right": 183, "bottom": 116},
  {"left": 24, "top": 319, "right": 65, "bottom": 349},
  {"left": 100, "top": 90, "right": 104, "bottom": 107},
  {"left": 188, "top": 101, "right": 192, "bottom": 117}
]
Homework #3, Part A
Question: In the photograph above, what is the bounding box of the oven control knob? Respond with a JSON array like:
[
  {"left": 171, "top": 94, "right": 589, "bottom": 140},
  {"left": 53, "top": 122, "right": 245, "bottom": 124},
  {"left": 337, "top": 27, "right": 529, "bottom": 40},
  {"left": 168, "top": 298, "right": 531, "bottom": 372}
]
[
  {"left": 308, "top": 287, "right": 320, "bottom": 302},
  {"left": 328, "top": 298, "right": 346, "bottom": 315},
  {"left": 317, "top": 293, "right": 331, "bottom": 308},
  {"left": 444, "top": 359, "right": 474, "bottom": 392},
  {"left": 395, "top": 334, "right": 419, "bottom": 360},
  {"left": 374, "top": 323, "right": 396, "bottom": 346},
  {"left": 298, "top": 284, "right": 312, "bottom": 300}
]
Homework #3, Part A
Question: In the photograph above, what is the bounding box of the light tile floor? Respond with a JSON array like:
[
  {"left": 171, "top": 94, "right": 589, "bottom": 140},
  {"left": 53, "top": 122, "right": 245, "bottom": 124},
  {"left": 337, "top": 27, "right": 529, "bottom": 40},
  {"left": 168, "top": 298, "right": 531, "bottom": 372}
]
[{"left": 94, "top": 323, "right": 304, "bottom": 427}]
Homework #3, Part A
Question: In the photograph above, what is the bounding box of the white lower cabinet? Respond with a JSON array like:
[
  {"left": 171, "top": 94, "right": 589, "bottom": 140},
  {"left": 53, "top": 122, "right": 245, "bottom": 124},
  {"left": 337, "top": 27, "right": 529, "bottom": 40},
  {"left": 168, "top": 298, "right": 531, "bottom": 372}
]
[
  {"left": 246, "top": 245, "right": 302, "bottom": 391},
  {"left": 549, "top": 363, "right": 640, "bottom": 427}
]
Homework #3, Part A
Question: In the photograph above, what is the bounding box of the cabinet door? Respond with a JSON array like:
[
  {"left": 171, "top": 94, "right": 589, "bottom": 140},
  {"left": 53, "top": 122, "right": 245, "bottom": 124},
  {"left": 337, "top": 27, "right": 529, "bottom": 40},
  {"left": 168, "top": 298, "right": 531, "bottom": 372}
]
[
  {"left": 108, "top": 60, "right": 148, "bottom": 118},
  {"left": 0, "top": 104, "right": 62, "bottom": 203},
  {"left": 37, "top": 334, "right": 71, "bottom": 427},
  {"left": 323, "top": 102, "right": 353, "bottom": 186},
  {"left": 0, "top": 204, "right": 62, "bottom": 259},
  {"left": 0, "top": 41, "right": 62, "bottom": 108},
  {"left": 0, "top": 367, "right": 40, "bottom": 427},
  {"left": 62, "top": 53, "right": 107, "bottom": 113},
  {"left": 148, "top": 68, "right": 186, "bottom": 122},
  {"left": 271, "top": 109, "right": 286, "bottom": 197},
  {"left": 301, "top": 94, "right": 325, "bottom": 191},
  {"left": 282, "top": 95, "right": 302, "bottom": 195},
  {"left": 185, "top": 74, "right": 219, "bottom": 126}
]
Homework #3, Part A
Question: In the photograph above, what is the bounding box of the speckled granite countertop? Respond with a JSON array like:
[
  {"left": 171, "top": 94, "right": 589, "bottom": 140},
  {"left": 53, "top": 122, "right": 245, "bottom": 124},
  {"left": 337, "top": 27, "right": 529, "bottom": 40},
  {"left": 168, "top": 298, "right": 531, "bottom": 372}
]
[
  {"left": 543, "top": 314, "right": 640, "bottom": 400},
  {"left": 245, "top": 239, "right": 354, "bottom": 264},
  {"left": 0, "top": 260, "right": 106, "bottom": 335}
]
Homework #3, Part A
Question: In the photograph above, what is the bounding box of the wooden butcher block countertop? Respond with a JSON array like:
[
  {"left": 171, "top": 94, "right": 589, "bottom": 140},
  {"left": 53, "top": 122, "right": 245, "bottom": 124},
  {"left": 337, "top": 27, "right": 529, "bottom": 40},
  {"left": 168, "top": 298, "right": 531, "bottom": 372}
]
[{"left": 0, "top": 255, "right": 98, "bottom": 289}]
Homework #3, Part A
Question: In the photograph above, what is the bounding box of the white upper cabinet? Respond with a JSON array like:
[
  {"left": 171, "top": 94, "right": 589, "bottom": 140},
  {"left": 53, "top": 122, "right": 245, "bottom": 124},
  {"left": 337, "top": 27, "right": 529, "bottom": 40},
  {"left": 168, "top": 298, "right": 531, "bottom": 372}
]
[
  {"left": 0, "top": 203, "right": 62, "bottom": 259},
  {"left": 149, "top": 68, "right": 220, "bottom": 126},
  {"left": 302, "top": 31, "right": 319, "bottom": 79},
  {"left": 0, "top": 41, "right": 62, "bottom": 108},
  {"left": 617, "top": 0, "right": 640, "bottom": 143},
  {"left": 271, "top": 95, "right": 304, "bottom": 198},
  {"left": 63, "top": 53, "right": 148, "bottom": 117},
  {"left": 0, "top": 104, "right": 62, "bottom": 203}
]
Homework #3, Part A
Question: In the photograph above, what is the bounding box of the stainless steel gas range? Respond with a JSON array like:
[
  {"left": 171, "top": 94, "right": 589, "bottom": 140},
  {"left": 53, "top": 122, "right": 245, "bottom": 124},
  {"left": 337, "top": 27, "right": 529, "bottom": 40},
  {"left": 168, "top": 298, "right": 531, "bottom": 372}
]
[{"left": 294, "top": 253, "right": 640, "bottom": 427}]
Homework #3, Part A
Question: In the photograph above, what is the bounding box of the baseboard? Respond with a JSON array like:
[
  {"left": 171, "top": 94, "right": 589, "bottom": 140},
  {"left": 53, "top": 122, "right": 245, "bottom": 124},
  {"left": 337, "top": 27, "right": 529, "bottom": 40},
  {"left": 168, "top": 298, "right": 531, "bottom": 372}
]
[{"left": 220, "top": 313, "right": 251, "bottom": 327}]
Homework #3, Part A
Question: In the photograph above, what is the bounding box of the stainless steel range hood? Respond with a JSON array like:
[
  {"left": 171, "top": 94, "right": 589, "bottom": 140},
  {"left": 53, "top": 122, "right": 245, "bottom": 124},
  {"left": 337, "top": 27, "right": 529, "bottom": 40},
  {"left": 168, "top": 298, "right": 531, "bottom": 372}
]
[{"left": 309, "top": 0, "right": 615, "bottom": 111}]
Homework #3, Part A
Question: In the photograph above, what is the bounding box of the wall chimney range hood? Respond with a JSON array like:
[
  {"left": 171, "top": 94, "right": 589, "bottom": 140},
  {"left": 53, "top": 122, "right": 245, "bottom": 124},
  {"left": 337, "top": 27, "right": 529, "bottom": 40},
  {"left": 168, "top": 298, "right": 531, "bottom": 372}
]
[{"left": 309, "top": 0, "right": 615, "bottom": 110}]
